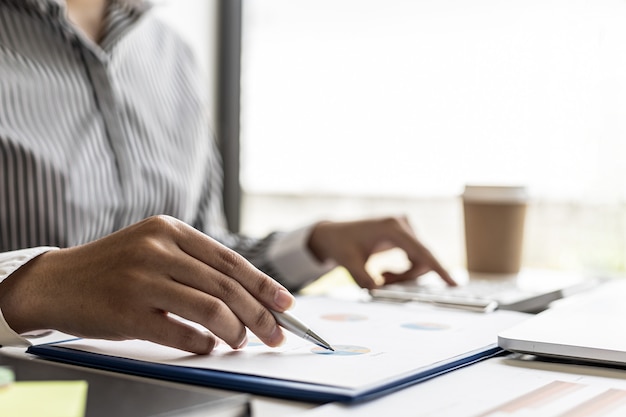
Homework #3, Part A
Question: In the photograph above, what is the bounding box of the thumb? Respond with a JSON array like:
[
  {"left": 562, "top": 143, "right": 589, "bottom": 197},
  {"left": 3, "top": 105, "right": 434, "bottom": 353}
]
[{"left": 342, "top": 257, "right": 383, "bottom": 290}]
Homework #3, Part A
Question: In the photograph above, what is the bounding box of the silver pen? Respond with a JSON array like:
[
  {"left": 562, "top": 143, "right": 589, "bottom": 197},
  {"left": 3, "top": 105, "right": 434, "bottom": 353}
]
[{"left": 271, "top": 310, "right": 334, "bottom": 351}]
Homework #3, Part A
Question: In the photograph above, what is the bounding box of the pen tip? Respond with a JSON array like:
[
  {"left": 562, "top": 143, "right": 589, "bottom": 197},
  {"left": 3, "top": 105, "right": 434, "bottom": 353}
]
[
  {"left": 320, "top": 340, "right": 334, "bottom": 352},
  {"left": 307, "top": 330, "right": 334, "bottom": 352}
]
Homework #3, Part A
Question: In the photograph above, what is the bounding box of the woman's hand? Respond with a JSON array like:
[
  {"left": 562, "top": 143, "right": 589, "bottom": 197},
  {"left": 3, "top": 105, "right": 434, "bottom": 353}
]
[
  {"left": 0, "top": 215, "right": 295, "bottom": 354},
  {"left": 308, "top": 216, "right": 456, "bottom": 289}
]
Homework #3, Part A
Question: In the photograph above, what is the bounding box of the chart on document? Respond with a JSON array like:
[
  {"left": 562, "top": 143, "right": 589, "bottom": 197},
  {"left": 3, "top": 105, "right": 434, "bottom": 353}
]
[{"left": 475, "top": 380, "right": 626, "bottom": 417}]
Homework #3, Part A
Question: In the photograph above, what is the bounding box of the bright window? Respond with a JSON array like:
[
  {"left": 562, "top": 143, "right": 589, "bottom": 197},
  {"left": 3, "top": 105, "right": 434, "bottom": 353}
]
[
  {"left": 240, "top": 0, "right": 626, "bottom": 274},
  {"left": 241, "top": 0, "right": 626, "bottom": 200}
]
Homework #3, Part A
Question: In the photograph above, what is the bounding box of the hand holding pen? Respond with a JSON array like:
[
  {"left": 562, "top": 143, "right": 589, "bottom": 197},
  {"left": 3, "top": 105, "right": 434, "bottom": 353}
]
[
  {"left": 2, "top": 216, "right": 329, "bottom": 355},
  {"left": 271, "top": 310, "right": 334, "bottom": 351}
]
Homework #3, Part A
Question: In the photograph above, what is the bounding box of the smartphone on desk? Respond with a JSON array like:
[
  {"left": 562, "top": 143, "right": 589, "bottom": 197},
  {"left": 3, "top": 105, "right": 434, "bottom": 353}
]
[{"left": 369, "top": 269, "right": 600, "bottom": 314}]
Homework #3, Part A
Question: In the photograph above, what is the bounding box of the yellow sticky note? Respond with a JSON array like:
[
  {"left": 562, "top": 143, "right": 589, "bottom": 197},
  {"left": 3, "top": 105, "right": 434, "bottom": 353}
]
[
  {"left": 0, "top": 367, "right": 15, "bottom": 387},
  {"left": 0, "top": 380, "right": 88, "bottom": 417}
]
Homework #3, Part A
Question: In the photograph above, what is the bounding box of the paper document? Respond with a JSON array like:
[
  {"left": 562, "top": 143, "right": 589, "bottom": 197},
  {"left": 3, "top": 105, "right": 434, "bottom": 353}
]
[
  {"left": 29, "top": 296, "right": 529, "bottom": 402},
  {"left": 295, "top": 354, "right": 626, "bottom": 417}
]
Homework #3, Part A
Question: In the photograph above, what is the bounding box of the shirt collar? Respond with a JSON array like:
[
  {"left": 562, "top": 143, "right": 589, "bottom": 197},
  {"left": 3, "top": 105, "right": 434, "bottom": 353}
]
[
  {"left": 15, "top": 0, "right": 150, "bottom": 15},
  {"left": 7, "top": 0, "right": 153, "bottom": 57}
]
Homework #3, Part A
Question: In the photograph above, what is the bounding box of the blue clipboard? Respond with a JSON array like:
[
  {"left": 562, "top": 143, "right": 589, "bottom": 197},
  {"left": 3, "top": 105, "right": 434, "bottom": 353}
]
[{"left": 27, "top": 343, "right": 505, "bottom": 403}]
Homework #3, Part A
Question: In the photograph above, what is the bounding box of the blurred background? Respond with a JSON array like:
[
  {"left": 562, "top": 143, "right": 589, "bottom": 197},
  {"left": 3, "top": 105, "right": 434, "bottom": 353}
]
[{"left": 155, "top": 0, "right": 626, "bottom": 276}]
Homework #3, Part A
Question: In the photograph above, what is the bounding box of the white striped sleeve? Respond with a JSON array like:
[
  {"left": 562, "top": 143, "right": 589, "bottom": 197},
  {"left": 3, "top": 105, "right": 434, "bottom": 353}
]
[
  {"left": 267, "top": 225, "right": 337, "bottom": 291},
  {"left": 0, "top": 246, "right": 58, "bottom": 347}
]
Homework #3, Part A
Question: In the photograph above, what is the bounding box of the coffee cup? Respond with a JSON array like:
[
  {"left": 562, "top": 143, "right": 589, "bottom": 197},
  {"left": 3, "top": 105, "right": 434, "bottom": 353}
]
[{"left": 462, "top": 185, "right": 528, "bottom": 274}]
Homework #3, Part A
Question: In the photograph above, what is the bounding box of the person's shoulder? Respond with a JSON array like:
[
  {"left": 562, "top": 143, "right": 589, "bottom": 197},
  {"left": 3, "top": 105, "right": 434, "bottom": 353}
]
[{"left": 138, "top": 11, "right": 195, "bottom": 60}]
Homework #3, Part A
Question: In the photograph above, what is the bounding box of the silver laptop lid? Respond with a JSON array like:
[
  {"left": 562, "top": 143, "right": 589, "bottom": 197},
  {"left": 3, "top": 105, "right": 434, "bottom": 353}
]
[{"left": 499, "top": 279, "right": 626, "bottom": 366}]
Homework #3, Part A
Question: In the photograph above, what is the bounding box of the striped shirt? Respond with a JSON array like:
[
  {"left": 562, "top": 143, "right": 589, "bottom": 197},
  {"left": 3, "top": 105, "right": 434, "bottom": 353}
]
[{"left": 0, "top": 0, "right": 332, "bottom": 345}]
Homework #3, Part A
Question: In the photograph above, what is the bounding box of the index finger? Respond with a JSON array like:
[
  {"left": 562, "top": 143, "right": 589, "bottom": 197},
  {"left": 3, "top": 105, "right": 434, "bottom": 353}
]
[
  {"left": 173, "top": 219, "right": 295, "bottom": 311},
  {"left": 407, "top": 239, "right": 457, "bottom": 286},
  {"left": 390, "top": 219, "right": 457, "bottom": 286}
]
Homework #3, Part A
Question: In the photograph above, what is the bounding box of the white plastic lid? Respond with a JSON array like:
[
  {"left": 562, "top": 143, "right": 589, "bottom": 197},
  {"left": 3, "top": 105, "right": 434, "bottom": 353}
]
[{"left": 461, "top": 185, "right": 528, "bottom": 203}]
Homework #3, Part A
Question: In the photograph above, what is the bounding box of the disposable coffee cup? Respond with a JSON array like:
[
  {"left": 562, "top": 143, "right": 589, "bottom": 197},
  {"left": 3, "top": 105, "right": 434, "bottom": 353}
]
[{"left": 462, "top": 185, "right": 528, "bottom": 274}]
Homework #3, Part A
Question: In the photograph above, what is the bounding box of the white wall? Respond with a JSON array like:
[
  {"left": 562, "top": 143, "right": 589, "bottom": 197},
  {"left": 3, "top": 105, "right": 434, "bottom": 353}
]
[{"left": 240, "top": 0, "right": 626, "bottom": 202}]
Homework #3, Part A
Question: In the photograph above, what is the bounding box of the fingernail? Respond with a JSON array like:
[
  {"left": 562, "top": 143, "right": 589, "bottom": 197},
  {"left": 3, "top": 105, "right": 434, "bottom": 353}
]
[
  {"left": 274, "top": 289, "right": 295, "bottom": 310},
  {"left": 372, "top": 273, "right": 385, "bottom": 286},
  {"left": 269, "top": 326, "right": 286, "bottom": 347},
  {"left": 236, "top": 335, "right": 248, "bottom": 350}
]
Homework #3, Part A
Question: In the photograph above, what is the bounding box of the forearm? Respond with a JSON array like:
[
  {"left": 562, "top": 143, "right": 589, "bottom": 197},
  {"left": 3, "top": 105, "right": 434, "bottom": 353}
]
[{"left": 0, "top": 247, "right": 58, "bottom": 346}]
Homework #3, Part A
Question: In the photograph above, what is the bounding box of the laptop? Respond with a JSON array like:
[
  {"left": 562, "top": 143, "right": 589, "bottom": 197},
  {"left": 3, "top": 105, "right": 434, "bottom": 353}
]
[
  {"left": 369, "top": 268, "right": 599, "bottom": 313},
  {"left": 498, "top": 279, "right": 626, "bottom": 366}
]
